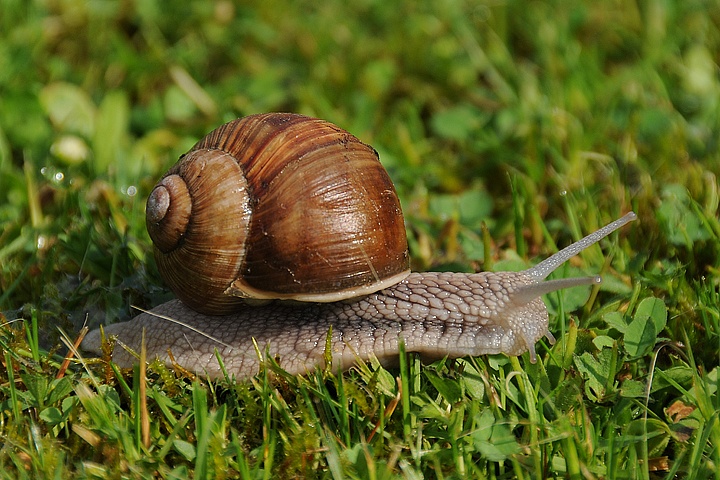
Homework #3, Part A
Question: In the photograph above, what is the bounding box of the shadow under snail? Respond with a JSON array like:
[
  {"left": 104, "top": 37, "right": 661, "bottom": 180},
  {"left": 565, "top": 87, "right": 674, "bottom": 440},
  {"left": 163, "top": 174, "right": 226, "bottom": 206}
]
[{"left": 82, "top": 113, "right": 636, "bottom": 379}]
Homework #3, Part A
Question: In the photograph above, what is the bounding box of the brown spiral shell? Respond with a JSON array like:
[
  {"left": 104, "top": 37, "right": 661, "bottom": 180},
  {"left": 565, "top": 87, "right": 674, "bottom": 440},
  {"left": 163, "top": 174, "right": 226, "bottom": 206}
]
[{"left": 146, "top": 113, "right": 410, "bottom": 315}]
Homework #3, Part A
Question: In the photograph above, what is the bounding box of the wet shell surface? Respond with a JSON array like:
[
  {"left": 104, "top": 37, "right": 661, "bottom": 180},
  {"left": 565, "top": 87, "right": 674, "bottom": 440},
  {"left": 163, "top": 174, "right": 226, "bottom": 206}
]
[{"left": 145, "top": 113, "right": 410, "bottom": 315}]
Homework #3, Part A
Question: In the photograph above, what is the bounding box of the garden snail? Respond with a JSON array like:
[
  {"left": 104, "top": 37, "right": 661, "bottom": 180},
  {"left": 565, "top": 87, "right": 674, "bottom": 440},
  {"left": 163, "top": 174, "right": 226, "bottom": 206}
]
[{"left": 82, "top": 113, "right": 636, "bottom": 379}]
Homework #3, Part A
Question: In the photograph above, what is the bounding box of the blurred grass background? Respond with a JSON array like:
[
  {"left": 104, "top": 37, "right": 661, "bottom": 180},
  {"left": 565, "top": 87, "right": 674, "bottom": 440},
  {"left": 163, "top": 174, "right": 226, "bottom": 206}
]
[
  {"left": 1, "top": 0, "right": 720, "bottom": 477},
  {"left": 2, "top": 0, "right": 718, "bottom": 326}
]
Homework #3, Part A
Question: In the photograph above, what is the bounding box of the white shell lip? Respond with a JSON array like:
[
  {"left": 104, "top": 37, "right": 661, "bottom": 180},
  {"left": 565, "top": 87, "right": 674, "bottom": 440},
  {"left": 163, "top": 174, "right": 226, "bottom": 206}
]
[{"left": 225, "top": 269, "right": 412, "bottom": 303}]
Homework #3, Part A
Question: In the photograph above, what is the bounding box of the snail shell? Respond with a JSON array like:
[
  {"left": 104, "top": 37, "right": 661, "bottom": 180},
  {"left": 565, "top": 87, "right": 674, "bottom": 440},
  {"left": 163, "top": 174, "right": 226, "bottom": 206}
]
[
  {"left": 82, "top": 113, "right": 638, "bottom": 378},
  {"left": 145, "top": 113, "right": 410, "bottom": 315}
]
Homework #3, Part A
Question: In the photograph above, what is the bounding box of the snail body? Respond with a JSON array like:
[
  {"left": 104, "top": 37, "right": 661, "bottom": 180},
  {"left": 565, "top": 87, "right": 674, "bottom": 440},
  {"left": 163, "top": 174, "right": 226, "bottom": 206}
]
[{"left": 82, "top": 113, "right": 636, "bottom": 379}]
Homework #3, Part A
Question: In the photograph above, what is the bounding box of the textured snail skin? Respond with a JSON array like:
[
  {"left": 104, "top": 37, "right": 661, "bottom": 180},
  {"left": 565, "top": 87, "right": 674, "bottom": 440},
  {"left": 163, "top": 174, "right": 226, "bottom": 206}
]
[
  {"left": 82, "top": 212, "right": 636, "bottom": 379},
  {"left": 83, "top": 272, "right": 555, "bottom": 379}
]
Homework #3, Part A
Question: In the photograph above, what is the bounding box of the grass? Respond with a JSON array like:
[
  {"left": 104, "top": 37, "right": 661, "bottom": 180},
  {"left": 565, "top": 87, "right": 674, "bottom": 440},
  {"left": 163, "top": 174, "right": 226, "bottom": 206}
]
[{"left": 1, "top": 0, "right": 720, "bottom": 478}]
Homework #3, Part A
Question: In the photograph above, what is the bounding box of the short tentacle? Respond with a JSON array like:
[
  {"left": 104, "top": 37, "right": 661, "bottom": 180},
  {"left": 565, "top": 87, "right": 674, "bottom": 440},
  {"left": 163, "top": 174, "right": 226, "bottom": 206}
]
[{"left": 513, "top": 275, "right": 601, "bottom": 306}]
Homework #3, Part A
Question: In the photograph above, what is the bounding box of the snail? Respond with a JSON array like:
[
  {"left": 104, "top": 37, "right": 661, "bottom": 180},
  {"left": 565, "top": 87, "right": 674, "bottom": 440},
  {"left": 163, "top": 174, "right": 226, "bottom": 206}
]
[{"left": 82, "top": 113, "right": 636, "bottom": 379}]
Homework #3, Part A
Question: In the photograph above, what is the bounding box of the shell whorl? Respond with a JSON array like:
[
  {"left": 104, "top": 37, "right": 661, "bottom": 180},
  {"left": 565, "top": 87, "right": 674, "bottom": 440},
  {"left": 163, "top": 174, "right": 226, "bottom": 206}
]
[
  {"left": 146, "top": 174, "right": 191, "bottom": 252},
  {"left": 146, "top": 113, "right": 410, "bottom": 315},
  {"left": 147, "top": 149, "right": 252, "bottom": 314}
]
